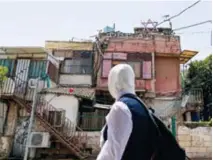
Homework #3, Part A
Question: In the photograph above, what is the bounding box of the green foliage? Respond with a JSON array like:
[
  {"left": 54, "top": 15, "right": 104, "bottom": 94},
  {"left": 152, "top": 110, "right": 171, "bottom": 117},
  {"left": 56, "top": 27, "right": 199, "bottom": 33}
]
[
  {"left": 184, "top": 54, "right": 212, "bottom": 117},
  {"left": 0, "top": 66, "right": 8, "bottom": 87},
  {"left": 185, "top": 54, "right": 211, "bottom": 91}
]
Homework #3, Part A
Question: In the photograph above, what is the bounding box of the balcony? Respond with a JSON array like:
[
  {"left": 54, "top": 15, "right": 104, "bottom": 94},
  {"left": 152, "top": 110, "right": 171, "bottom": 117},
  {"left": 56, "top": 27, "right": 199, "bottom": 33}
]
[{"left": 0, "top": 59, "right": 48, "bottom": 101}]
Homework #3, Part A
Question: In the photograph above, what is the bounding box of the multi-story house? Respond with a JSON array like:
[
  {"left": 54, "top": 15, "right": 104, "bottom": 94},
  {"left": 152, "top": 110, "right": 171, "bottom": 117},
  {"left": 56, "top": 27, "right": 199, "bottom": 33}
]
[
  {"left": 0, "top": 46, "right": 93, "bottom": 160},
  {"left": 95, "top": 25, "right": 203, "bottom": 125}
]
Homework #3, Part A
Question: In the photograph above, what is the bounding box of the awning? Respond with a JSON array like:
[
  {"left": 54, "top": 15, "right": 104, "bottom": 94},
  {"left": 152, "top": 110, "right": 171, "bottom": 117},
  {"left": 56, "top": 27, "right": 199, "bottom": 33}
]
[
  {"left": 0, "top": 46, "right": 48, "bottom": 58},
  {"left": 41, "top": 87, "right": 95, "bottom": 100},
  {"left": 180, "top": 50, "right": 198, "bottom": 64},
  {"left": 0, "top": 46, "right": 47, "bottom": 54}
]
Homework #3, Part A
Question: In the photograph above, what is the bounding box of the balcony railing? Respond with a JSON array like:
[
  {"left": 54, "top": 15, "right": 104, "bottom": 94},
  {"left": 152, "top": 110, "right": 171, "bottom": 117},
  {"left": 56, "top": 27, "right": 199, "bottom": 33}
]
[
  {"left": 187, "top": 88, "right": 203, "bottom": 104},
  {"left": 0, "top": 59, "right": 47, "bottom": 101}
]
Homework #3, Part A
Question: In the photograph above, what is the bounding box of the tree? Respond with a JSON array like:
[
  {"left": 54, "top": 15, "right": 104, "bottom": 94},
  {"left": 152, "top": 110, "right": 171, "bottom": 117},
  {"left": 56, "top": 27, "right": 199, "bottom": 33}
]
[
  {"left": 184, "top": 54, "right": 212, "bottom": 120},
  {"left": 0, "top": 66, "right": 8, "bottom": 88}
]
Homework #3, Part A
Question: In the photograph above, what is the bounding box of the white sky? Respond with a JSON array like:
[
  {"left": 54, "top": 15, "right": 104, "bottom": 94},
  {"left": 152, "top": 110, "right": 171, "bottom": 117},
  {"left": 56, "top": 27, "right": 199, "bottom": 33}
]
[{"left": 0, "top": 0, "right": 211, "bottom": 61}]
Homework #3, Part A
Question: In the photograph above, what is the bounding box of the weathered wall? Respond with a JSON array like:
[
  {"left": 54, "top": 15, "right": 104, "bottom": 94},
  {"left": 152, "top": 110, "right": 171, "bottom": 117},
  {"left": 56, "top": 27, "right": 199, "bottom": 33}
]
[
  {"left": 0, "top": 101, "right": 18, "bottom": 159},
  {"left": 178, "top": 126, "right": 212, "bottom": 158},
  {"left": 0, "top": 137, "right": 13, "bottom": 158},
  {"left": 0, "top": 101, "right": 8, "bottom": 134},
  {"left": 155, "top": 57, "right": 180, "bottom": 93},
  {"left": 4, "top": 102, "right": 18, "bottom": 136},
  {"left": 86, "top": 132, "right": 101, "bottom": 154},
  {"left": 11, "top": 117, "right": 30, "bottom": 157},
  {"left": 105, "top": 36, "right": 181, "bottom": 54},
  {"left": 59, "top": 74, "right": 92, "bottom": 86},
  {"left": 44, "top": 94, "right": 79, "bottom": 126}
]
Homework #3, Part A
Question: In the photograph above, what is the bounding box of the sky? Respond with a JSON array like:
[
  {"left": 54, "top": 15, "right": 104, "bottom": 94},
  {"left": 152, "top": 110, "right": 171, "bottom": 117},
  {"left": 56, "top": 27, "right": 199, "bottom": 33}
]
[{"left": 0, "top": 0, "right": 211, "bottom": 62}]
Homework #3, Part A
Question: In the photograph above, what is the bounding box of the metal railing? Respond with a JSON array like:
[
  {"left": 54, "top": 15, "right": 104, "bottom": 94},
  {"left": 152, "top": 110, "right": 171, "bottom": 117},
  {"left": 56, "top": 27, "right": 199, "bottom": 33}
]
[
  {"left": 156, "top": 88, "right": 203, "bottom": 120},
  {"left": 35, "top": 98, "right": 88, "bottom": 148},
  {"left": 0, "top": 59, "right": 47, "bottom": 101},
  {"left": 78, "top": 115, "right": 106, "bottom": 131},
  {"left": 187, "top": 88, "right": 203, "bottom": 104}
]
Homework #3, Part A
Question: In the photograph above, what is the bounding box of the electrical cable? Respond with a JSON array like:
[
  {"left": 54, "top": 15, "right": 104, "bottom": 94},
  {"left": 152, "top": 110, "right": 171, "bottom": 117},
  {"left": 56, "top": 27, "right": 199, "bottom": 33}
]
[
  {"left": 173, "top": 20, "right": 212, "bottom": 31},
  {"left": 176, "top": 31, "right": 211, "bottom": 35},
  {"left": 157, "top": 0, "right": 201, "bottom": 27}
]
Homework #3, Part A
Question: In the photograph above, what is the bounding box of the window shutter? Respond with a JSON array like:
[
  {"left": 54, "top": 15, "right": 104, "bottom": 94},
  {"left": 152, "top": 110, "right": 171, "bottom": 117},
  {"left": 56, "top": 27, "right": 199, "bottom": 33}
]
[
  {"left": 143, "top": 61, "right": 152, "bottom": 79},
  {"left": 102, "top": 60, "right": 112, "bottom": 77}
]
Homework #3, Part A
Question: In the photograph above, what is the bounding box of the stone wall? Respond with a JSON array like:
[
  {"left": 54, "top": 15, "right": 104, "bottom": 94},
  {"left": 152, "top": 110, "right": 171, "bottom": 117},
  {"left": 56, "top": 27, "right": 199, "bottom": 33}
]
[{"left": 178, "top": 126, "right": 212, "bottom": 159}]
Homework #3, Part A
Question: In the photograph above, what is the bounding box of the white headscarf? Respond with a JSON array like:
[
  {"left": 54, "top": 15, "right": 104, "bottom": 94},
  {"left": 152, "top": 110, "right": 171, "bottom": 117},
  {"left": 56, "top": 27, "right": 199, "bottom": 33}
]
[{"left": 108, "top": 64, "right": 135, "bottom": 100}]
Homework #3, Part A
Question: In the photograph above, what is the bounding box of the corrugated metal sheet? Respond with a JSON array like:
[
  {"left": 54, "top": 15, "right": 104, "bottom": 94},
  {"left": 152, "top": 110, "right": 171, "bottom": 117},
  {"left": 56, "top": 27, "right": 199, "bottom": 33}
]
[{"left": 45, "top": 41, "right": 93, "bottom": 51}]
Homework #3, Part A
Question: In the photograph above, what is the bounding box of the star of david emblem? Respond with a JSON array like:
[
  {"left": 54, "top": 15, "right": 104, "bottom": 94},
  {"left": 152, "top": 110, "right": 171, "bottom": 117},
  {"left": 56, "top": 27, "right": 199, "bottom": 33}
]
[{"left": 141, "top": 19, "right": 158, "bottom": 32}]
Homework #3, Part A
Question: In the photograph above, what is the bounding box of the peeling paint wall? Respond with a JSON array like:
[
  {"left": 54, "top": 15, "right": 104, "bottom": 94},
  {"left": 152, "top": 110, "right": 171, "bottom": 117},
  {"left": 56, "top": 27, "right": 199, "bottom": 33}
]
[
  {"left": 0, "top": 101, "right": 18, "bottom": 159},
  {"left": 11, "top": 117, "right": 29, "bottom": 158},
  {"left": 0, "top": 137, "right": 13, "bottom": 158},
  {"left": 4, "top": 102, "right": 18, "bottom": 136},
  {"left": 105, "top": 36, "right": 181, "bottom": 54}
]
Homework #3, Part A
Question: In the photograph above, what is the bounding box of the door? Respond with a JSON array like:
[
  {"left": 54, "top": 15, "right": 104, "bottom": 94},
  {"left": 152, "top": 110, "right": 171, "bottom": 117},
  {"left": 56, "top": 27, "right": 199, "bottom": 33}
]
[{"left": 14, "top": 59, "right": 30, "bottom": 98}]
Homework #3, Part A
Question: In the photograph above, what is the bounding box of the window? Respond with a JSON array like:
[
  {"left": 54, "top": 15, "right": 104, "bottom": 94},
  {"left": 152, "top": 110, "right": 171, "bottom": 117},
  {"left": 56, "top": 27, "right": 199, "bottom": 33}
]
[
  {"left": 60, "top": 51, "right": 93, "bottom": 74},
  {"left": 48, "top": 110, "right": 65, "bottom": 127},
  {"left": 127, "top": 62, "right": 141, "bottom": 78},
  {"left": 101, "top": 53, "right": 152, "bottom": 79}
]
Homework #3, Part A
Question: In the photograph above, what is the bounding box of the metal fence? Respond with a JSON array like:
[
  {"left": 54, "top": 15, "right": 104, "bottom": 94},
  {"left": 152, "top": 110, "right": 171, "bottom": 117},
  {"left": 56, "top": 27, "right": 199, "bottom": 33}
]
[{"left": 78, "top": 110, "right": 108, "bottom": 131}]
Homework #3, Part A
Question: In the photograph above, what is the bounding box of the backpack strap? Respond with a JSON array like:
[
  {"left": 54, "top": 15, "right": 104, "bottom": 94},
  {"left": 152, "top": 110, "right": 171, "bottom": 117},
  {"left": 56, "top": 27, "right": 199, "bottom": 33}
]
[
  {"left": 120, "top": 93, "right": 161, "bottom": 159},
  {"left": 120, "top": 93, "right": 161, "bottom": 136}
]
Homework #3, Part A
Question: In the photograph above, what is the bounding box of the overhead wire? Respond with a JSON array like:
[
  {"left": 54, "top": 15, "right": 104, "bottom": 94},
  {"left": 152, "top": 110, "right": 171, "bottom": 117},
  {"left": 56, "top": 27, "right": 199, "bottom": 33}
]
[
  {"left": 157, "top": 0, "right": 201, "bottom": 27},
  {"left": 176, "top": 30, "right": 211, "bottom": 35},
  {"left": 173, "top": 20, "right": 212, "bottom": 31}
]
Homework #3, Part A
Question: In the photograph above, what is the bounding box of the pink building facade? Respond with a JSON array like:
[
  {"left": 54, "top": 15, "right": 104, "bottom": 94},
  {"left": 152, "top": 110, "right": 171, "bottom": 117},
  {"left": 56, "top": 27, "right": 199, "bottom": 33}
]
[{"left": 96, "top": 34, "right": 182, "bottom": 97}]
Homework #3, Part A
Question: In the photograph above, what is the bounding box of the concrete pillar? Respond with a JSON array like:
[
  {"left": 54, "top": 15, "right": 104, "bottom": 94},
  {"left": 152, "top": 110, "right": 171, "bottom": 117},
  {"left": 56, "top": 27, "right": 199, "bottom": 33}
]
[
  {"left": 186, "top": 112, "right": 191, "bottom": 122},
  {"left": 151, "top": 52, "right": 155, "bottom": 93}
]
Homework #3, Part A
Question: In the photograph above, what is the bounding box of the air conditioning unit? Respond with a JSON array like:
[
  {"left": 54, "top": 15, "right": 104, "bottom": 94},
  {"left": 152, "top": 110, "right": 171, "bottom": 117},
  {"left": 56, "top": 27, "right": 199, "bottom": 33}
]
[{"left": 29, "top": 132, "right": 50, "bottom": 148}]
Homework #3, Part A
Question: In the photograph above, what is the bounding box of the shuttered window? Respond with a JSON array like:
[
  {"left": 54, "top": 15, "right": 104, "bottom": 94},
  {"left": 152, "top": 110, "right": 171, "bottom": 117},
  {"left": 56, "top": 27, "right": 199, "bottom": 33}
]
[{"left": 142, "top": 61, "right": 152, "bottom": 79}]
